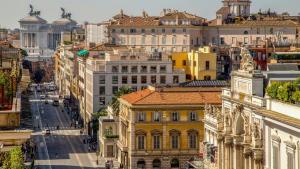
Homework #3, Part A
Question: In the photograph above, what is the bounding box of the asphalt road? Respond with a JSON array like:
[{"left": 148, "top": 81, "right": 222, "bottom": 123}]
[{"left": 30, "top": 89, "right": 106, "bottom": 169}]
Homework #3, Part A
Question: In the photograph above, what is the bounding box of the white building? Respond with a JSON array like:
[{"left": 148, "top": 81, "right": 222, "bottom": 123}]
[
  {"left": 85, "top": 22, "right": 109, "bottom": 47},
  {"left": 19, "top": 5, "right": 78, "bottom": 62},
  {"left": 84, "top": 46, "right": 186, "bottom": 119}
]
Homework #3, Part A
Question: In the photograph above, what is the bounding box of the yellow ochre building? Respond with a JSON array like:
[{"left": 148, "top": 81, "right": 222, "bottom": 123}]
[
  {"left": 116, "top": 86, "right": 221, "bottom": 169},
  {"left": 172, "top": 46, "right": 217, "bottom": 81}
]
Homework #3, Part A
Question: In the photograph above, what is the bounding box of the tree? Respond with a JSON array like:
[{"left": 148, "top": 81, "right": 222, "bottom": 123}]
[
  {"left": 33, "top": 67, "right": 45, "bottom": 83},
  {"left": 266, "top": 82, "right": 282, "bottom": 99},
  {"left": 276, "top": 82, "right": 295, "bottom": 102},
  {"left": 20, "top": 49, "right": 28, "bottom": 57},
  {"left": 2, "top": 147, "right": 25, "bottom": 169},
  {"left": 110, "top": 86, "right": 133, "bottom": 114},
  {"left": 292, "top": 90, "right": 300, "bottom": 103}
]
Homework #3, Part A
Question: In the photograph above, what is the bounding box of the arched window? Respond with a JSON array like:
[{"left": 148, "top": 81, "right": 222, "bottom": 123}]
[
  {"left": 244, "top": 31, "right": 249, "bottom": 35},
  {"left": 171, "top": 158, "right": 180, "bottom": 168},
  {"left": 152, "top": 159, "right": 161, "bottom": 169},
  {"left": 137, "top": 159, "right": 146, "bottom": 169}
]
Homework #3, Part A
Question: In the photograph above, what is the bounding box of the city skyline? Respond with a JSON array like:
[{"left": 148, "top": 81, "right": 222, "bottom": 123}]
[{"left": 0, "top": 0, "right": 299, "bottom": 29}]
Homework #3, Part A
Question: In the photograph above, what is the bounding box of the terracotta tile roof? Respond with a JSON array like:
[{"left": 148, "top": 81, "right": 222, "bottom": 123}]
[
  {"left": 161, "top": 12, "right": 205, "bottom": 20},
  {"left": 121, "top": 88, "right": 221, "bottom": 106},
  {"left": 111, "top": 16, "right": 160, "bottom": 26},
  {"left": 216, "top": 7, "right": 229, "bottom": 15},
  {"left": 222, "top": 20, "right": 299, "bottom": 27},
  {"left": 208, "top": 19, "right": 218, "bottom": 26}
]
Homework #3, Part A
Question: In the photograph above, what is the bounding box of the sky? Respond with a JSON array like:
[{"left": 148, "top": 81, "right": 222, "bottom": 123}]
[{"left": 1, "top": 0, "right": 299, "bottom": 29}]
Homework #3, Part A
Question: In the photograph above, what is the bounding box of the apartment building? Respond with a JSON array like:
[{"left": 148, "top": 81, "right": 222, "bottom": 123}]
[
  {"left": 84, "top": 45, "right": 186, "bottom": 121},
  {"left": 172, "top": 46, "right": 217, "bottom": 80},
  {"left": 113, "top": 86, "right": 221, "bottom": 169},
  {"left": 108, "top": 9, "right": 206, "bottom": 53},
  {"left": 85, "top": 22, "right": 109, "bottom": 47}
]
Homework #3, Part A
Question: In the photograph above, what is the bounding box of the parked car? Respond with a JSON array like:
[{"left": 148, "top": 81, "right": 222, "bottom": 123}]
[{"left": 40, "top": 95, "right": 46, "bottom": 99}]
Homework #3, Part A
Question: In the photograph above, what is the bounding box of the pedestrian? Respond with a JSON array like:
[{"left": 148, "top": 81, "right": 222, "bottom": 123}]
[{"left": 88, "top": 145, "right": 91, "bottom": 152}]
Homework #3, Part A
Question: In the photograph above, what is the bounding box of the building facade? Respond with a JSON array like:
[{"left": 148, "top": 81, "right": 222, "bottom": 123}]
[
  {"left": 116, "top": 87, "right": 221, "bottom": 169},
  {"left": 172, "top": 46, "right": 217, "bottom": 81},
  {"left": 85, "top": 22, "right": 109, "bottom": 47}
]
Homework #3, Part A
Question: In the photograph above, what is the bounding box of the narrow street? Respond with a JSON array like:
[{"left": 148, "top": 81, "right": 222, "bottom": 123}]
[{"left": 30, "top": 88, "right": 106, "bottom": 169}]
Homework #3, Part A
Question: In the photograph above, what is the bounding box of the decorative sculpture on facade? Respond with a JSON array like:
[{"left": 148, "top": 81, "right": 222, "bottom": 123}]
[
  {"left": 29, "top": 4, "right": 41, "bottom": 16},
  {"left": 61, "top": 7, "right": 72, "bottom": 19},
  {"left": 240, "top": 47, "right": 255, "bottom": 72}
]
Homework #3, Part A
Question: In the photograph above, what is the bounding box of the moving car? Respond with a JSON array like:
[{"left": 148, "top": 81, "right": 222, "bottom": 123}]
[
  {"left": 52, "top": 99, "right": 59, "bottom": 106},
  {"left": 44, "top": 129, "right": 51, "bottom": 135},
  {"left": 40, "top": 95, "right": 46, "bottom": 99}
]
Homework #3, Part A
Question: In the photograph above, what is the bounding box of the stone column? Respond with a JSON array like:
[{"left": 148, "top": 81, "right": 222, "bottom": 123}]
[
  {"left": 243, "top": 145, "right": 251, "bottom": 169},
  {"left": 217, "top": 134, "right": 224, "bottom": 169},
  {"left": 253, "top": 149, "right": 263, "bottom": 169},
  {"left": 233, "top": 136, "right": 244, "bottom": 169},
  {"left": 224, "top": 136, "right": 233, "bottom": 169}
]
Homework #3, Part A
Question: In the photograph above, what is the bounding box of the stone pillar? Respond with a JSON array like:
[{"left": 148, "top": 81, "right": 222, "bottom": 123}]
[
  {"left": 224, "top": 136, "right": 233, "bottom": 169},
  {"left": 243, "top": 145, "right": 251, "bottom": 169},
  {"left": 217, "top": 134, "right": 224, "bottom": 169},
  {"left": 253, "top": 149, "right": 263, "bottom": 169},
  {"left": 233, "top": 136, "right": 244, "bottom": 169}
]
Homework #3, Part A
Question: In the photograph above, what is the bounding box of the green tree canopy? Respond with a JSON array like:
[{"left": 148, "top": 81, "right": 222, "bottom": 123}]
[{"left": 2, "top": 147, "right": 25, "bottom": 169}]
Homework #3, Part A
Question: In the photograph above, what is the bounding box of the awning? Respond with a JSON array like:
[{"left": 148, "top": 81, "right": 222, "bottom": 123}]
[{"left": 77, "top": 50, "right": 89, "bottom": 57}]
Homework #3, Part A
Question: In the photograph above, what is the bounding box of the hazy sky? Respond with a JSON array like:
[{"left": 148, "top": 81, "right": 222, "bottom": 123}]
[{"left": 1, "top": 0, "right": 299, "bottom": 29}]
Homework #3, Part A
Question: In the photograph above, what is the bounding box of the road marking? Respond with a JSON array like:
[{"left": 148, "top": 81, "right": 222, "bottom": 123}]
[
  {"left": 54, "top": 107, "right": 87, "bottom": 169},
  {"left": 34, "top": 90, "right": 52, "bottom": 169}
]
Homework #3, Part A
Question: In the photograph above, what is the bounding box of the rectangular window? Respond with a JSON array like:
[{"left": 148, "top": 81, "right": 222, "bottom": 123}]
[
  {"left": 171, "top": 135, "right": 179, "bottom": 149},
  {"left": 121, "top": 66, "right": 128, "bottom": 73},
  {"left": 112, "top": 76, "right": 118, "bottom": 84},
  {"left": 182, "top": 60, "right": 186, "bottom": 66},
  {"left": 112, "top": 86, "right": 118, "bottom": 95},
  {"left": 172, "top": 112, "right": 179, "bottom": 121},
  {"left": 122, "top": 76, "right": 128, "bottom": 84},
  {"left": 162, "top": 28, "right": 166, "bottom": 33},
  {"left": 99, "top": 97, "right": 105, "bottom": 105},
  {"left": 141, "top": 66, "right": 147, "bottom": 73},
  {"left": 141, "top": 76, "right": 147, "bottom": 84},
  {"left": 141, "top": 29, "right": 145, "bottom": 33},
  {"left": 130, "top": 29, "right": 136, "bottom": 33},
  {"left": 160, "top": 66, "right": 166, "bottom": 73},
  {"left": 131, "top": 37, "right": 136, "bottom": 45},
  {"left": 150, "top": 66, "right": 157, "bottom": 73},
  {"left": 151, "top": 76, "right": 156, "bottom": 84},
  {"left": 172, "top": 29, "right": 176, "bottom": 33},
  {"left": 99, "top": 75, "right": 105, "bottom": 84},
  {"left": 131, "top": 86, "right": 137, "bottom": 92},
  {"left": 151, "top": 29, "right": 156, "bottom": 33},
  {"left": 151, "top": 36, "right": 156, "bottom": 45},
  {"left": 153, "top": 112, "right": 161, "bottom": 122},
  {"left": 220, "top": 37, "right": 225, "bottom": 45},
  {"left": 172, "top": 36, "right": 176, "bottom": 44},
  {"left": 131, "top": 66, "right": 138, "bottom": 73},
  {"left": 131, "top": 76, "right": 137, "bottom": 84},
  {"left": 111, "top": 29, "right": 116, "bottom": 33},
  {"left": 190, "top": 112, "right": 197, "bottom": 121},
  {"left": 205, "top": 61, "right": 210, "bottom": 70},
  {"left": 173, "top": 76, "right": 179, "bottom": 84},
  {"left": 112, "top": 66, "right": 119, "bottom": 73},
  {"left": 99, "top": 86, "right": 105, "bottom": 95},
  {"left": 244, "top": 37, "right": 249, "bottom": 44},
  {"left": 121, "top": 29, "right": 125, "bottom": 33},
  {"left": 138, "top": 135, "right": 145, "bottom": 150},
  {"left": 189, "top": 134, "right": 197, "bottom": 149},
  {"left": 160, "top": 76, "right": 166, "bottom": 84},
  {"left": 141, "top": 36, "right": 146, "bottom": 45},
  {"left": 162, "top": 36, "right": 166, "bottom": 45},
  {"left": 153, "top": 135, "right": 160, "bottom": 149},
  {"left": 183, "top": 28, "right": 186, "bottom": 32},
  {"left": 137, "top": 112, "right": 145, "bottom": 122}
]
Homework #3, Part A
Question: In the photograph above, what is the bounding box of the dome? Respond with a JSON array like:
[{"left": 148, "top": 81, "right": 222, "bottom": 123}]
[
  {"left": 52, "top": 18, "right": 77, "bottom": 25},
  {"left": 19, "top": 15, "right": 47, "bottom": 24}
]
